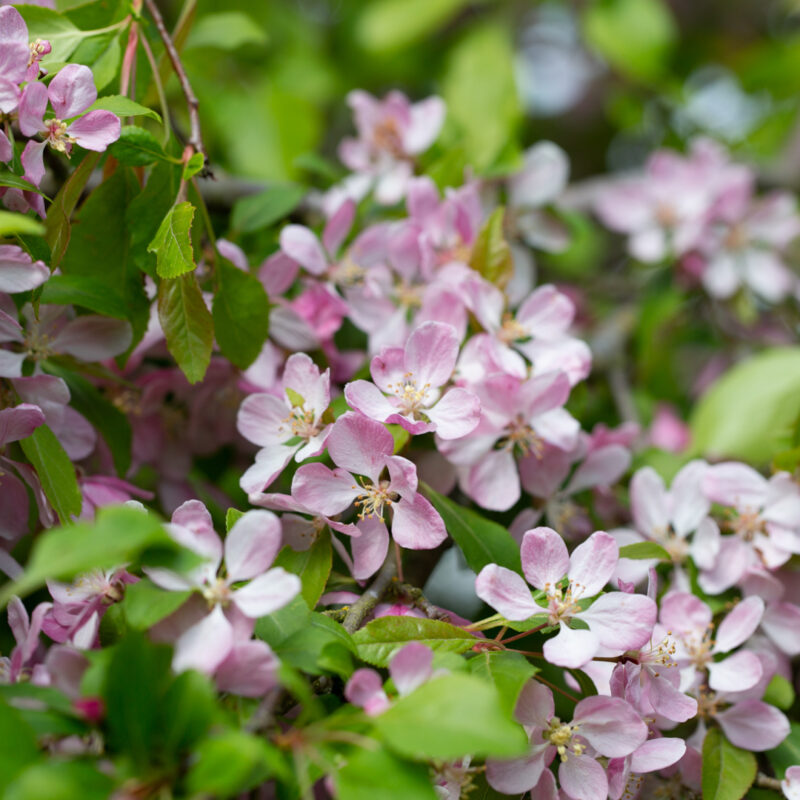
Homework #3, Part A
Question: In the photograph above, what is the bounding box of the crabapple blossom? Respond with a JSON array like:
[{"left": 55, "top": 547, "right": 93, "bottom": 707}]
[
  {"left": 237, "top": 352, "right": 333, "bottom": 493},
  {"left": 783, "top": 766, "right": 800, "bottom": 800},
  {"left": 0, "top": 245, "right": 49, "bottom": 293},
  {"left": 486, "top": 679, "right": 648, "bottom": 799},
  {"left": 476, "top": 527, "right": 656, "bottom": 668},
  {"left": 345, "top": 321, "right": 480, "bottom": 439},
  {"left": 0, "top": 596, "right": 51, "bottom": 684}
]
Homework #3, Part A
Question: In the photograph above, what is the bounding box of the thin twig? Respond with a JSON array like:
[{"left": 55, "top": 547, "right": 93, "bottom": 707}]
[
  {"left": 755, "top": 773, "right": 783, "bottom": 792},
  {"left": 394, "top": 582, "right": 450, "bottom": 621},
  {"left": 143, "top": 0, "right": 205, "bottom": 163},
  {"left": 342, "top": 558, "right": 397, "bottom": 634}
]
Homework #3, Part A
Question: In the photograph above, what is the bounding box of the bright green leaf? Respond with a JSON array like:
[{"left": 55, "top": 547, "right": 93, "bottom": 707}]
[
  {"left": 17, "top": 6, "right": 82, "bottom": 63},
  {"left": 88, "top": 95, "right": 162, "bottom": 123},
  {"left": 121, "top": 580, "right": 192, "bottom": 630},
  {"left": 231, "top": 183, "right": 306, "bottom": 234},
  {"left": 0, "top": 699, "right": 40, "bottom": 794},
  {"left": 39, "top": 274, "right": 128, "bottom": 319},
  {"left": 5, "top": 760, "right": 113, "bottom": 800},
  {"left": 186, "top": 11, "right": 267, "bottom": 51},
  {"left": 273, "top": 530, "right": 332, "bottom": 609},
  {"left": 0, "top": 170, "right": 43, "bottom": 195},
  {"left": 764, "top": 674, "right": 795, "bottom": 711},
  {"left": 701, "top": 727, "right": 757, "bottom": 800},
  {"left": 336, "top": 745, "right": 438, "bottom": 800},
  {"left": 468, "top": 650, "right": 537, "bottom": 716},
  {"left": 0, "top": 211, "right": 45, "bottom": 237},
  {"left": 183, "top": 152, "right": 205, "bottom": 180},
  {"left": 149, "top": 202, "right": 197, "bottom": 279},
  {"left": 110, "top": 125, "right": 175, "bottom": 167},
  {"left": 618, "top": 541, "right": 671, "bottom": 561},
  {"left": 469, "top": 207, "right": 513, "bottom": 288},
  {"left": 768, "top": 721, "right": 800, "bottom": 779}
]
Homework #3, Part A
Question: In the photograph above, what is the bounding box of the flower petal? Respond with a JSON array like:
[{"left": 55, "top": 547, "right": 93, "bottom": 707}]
[
  {"left": 232, "top": 567, "right": 301, "bottom": 618},
  {"left": 225, "top": 509, "right": 282, "bottom": 581},
  {"left": 475, "top": 564, "right": 540, "bottom": 621},
  {"left": 521, "top": 526, "right": 569, "bottom": 590}
]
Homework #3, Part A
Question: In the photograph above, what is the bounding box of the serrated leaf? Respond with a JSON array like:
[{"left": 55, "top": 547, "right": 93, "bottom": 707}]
[
  {"left": 157, "top": 272, "right": 213, "bottom": 384},
  {"left": 19, "top": 424, "right": 81, "bottom": 525},
  {"left": 701, "top": 727, "right": 757, "bottom": 800},
  {"left": 352, "top": 617, "right": 477, "bottom": 667},
  {"left": 618, "top": 541, "right": 671, "bottom": 561},
  {"left": 211, "top": 258, "right": 269, "bottom": 368},
  {"left": 231, "top": 183, "right": 306, "bottom": 234},
  {"left": 421, "top": 483, "right": 521, "bottom": 574},
  {"left": 183, "top": 152, "right": 205, "bottom": 180},
  {"left": 88, "top": 95, "right": 162, "bottom": 122},
  {"left": 375, "top": 674, "right": 527, "bottom": 760},
  {"left": 469, "top": 207, "right": 513, "bottom": 288},
  {"left": 110, "top": 125, "right": 174, "bottom": 167},
  {"left": 149, "top": 202, "right": 196, "bottom": 278}
]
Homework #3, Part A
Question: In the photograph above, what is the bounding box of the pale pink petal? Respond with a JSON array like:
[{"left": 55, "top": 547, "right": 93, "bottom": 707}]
[
  {"left": 629, "top": 737, "right": 685, "bottom": 772},
  {"left": 762, "top": 602, "right": 800, "bottom": 656},
  {"left": 697, "top": 536, "right": 751, "bottom": 595},
  {"left": 0, "top": 130, "right": 11, "bottom": 163},
  {"left": 239, "top": 445, "right": 297, "bottom": 494},
  {"left": 475, "top": 564, "right": 540, "bottom": 621},
  {"left": 48, "top": 64, "right": 97, "bottom": 119},
  {"left": 351, "top": 516, "right": 390, "bottom": 580},
  {"left": 232, "top": 567, "right": 301, "bottom": 618},
  {"left": 703, "top": 463, "right": 767, "bottom": 510},
  {"left": 463, "top": 449, "right": 520, "bottom": 512},
  {"left": 486, "top": 748, "right": 548, "bottom": 795},
  {"left": 630, "top": 467, "right": 669, "bottom": 539},
  {"left": 532, "top": 406, "right": 580, "bottom": 451},
  {"left": 580, "top": 593, "right": 657, "bottom": 652},
  {"left": 716, "top": 699, "right": 790, "bottom": 751},
  {"left": 237, "top": 393, "right": 291, "bottom": 447},
  {"left": 171, "top": 499, "right": 222, "bottom": 563},
  {"left": 214, "top": 639, "right": 279, "bottom": 696},
  {"left": 327, "top": 412, "right": 392, "bottom": 481},
  {"left": 515, "top": 678, "right": 555, "bottom": 728},
  {"left": 713, "top": 596, "right": 764, "bottom": 653},
  {"left": 560, "top": 753, "right": 608, "bottom": 800},
  {"left": 0, "top": 404, "right": 45, "bottom": 446},
  {"left": 516, "top": 284, "right": 574, "bottom": 340},
  {"left": 344, "top": 380, "right": 396, "bottom": 424},
  {"left": 404, "top": 321, "right": 459, "bottom": 389},
  {"left": 509, "top": 143, "right": 569, "bottom": 208},
  {"left": 17, "top": 81, "right": 47, "bottom": 137},
  {"left": 0, "top": 244, "right": 49, "bottom": 294},
  {"left": 280, "top": 225, "right": 328, "bottom": 275},
  {"left": 521, "top": 370, "right": 571, "bottom": 419},
  {"left": 404, "top": 96, "right": 445, "bottom": 154},
  {"left": 386, "top": 454, "right": 418, "bottom": 497},
  {"left": 258, "top": 251, "right": 299, "bottom": 295},
  {"left": 66, "top": 110, "right": 120, "bottom": 152},
  {"left": 575, "top": 695, "right": 648, "bottom": 757},
  {"left": 390, "top": 492, "right": 446, "bottom": 549},
  {"left": 543, "top": 622, "right": 599, "bottom": 668},
  {"left": 345, "top": 668, "right": 390, "bottom": 716},
  {"left": 691, "top": 517, "right": 720, "bottom": 570},
  {"left": 282, "top": 352, "right": 330, "bottom": 416},
  {"left": 782, "top": 766, "right": 800, "bottom": 800},
  {"left": 520, "top": 527, "right": 569, "bottom": 590},
  {"left": 389, "top": 642, "right": 433, "bottom": 695},
  {"left": 426, "top": 387, "right": 480, "bottom": 439},
  {"left": 52, "top": 316, "right": 132, "bottom": 361},
  {"left": 292, "top": 463, "right": 360, "bottom": 516},
  {"left": 20, "top": 140, "right": 47, "bottom": 188},
  {"left": 224, "top": 509, "right": 282, "bottom": 581},
  {"left": 659, "top": 592, "right": 712, "bottom": 636},
  {"left": 569, "top": 531, "right": 619, "bottom": 597},
  {"left": 565, "top": 445, "right": 631, "bottom": 494},
  {"left": 172, "top": 606, "right": 234, "bottom": 674},
  {"left": 322, "top": 199, "right": 355, "bottom": 254},
  {"left": 708, "top": 650, "right": 762, "bottom": 692}
]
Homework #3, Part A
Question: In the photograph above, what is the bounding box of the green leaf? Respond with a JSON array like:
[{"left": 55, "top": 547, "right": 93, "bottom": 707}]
[
  {"left": 17, "top": 6, "right": 82, "bottom": 64},
  {"left": 88, "top": 33, "right": 121, "bottom": 92},
  {"left": 5, "top": 761, "right": 114, "bottom": 800},
  {"left": 421, "top": 483, "right": 521, "bottom": 574},
  {"left": 375, "top": 674, "right": 527, "bottom": 760},
  {"left": 618, "top": 541, "right": 671, "bottom": 561},
  {"left": 231, "top": 183, "right": 307, "bottom": 234},
  {"left": 336, "top": 745, "right": 438, "bottom": 800},
  {"left": 690, "top": 348, "right": 800, "bottom": 464},
  {"left": 442, "top": 23, "right": 521, "bottom": 171},
  {"left": 356, "top": 0, "right": 472, "bottom": 53},
  {"left": 211, "top": 257, "right": 270, "bottom": 368},
  {"left": 226, "top": 508, "right": 244, "bottom": 531},
  {"left": 273, "top": 531, "right": 332, "bottom": 609},
  {"left": 44, "top": 152, "right": 101, "bottom": 268},
  {"left": 121, "top": 580, "right": 192, "bottom": 630},
  {"left": 1, "top": 507, "right": 188, "bottom": 605},
  {"left": 0, "top": 698, "right": 40, "bottom": 794},
  {"left": 42, "top": 362, "right": 132, "bottom": 476},
  {"left": 0, "top": 169, "right": 42, "bottom": 195},
  {"left": 352, "top": 617, "right": 476, "bottom": 667},
  {"left": 768, "top": 721, "right": 800, "bottom": 779},
  {"left": 701, "top": 727, "right": 757, "bottom": 800},
  {"left": 186, "top": 11, "right": 267, "bottom": 50},
  {"left": 254, "top": 594, "right": 311, "bottom": 647},
  {"left": 277, "top": 612, "right": 355, "bottom": 674},
  {"left": 103, "top": 632, "right": 172, "bottom": 768},
  {"left": 183, "top": 152, "right": 205, "bottom": 180},
  {"left": 764, "top": 674, "right": 795, "bottom": 710},
  {"left": 468, "top": 650, "right": 537, "bottom": 717},
  {"left": 160, "top": 669, "right": 219, "bottom": 760},
  {"left": 469, "top": 207, "right": 513, "bottom": 288},
  {"left": 110, "top": 125, "right": 174, "bottom": 167},
  {"left": 185, "top": 730, "right": 282, "bottom": 796},
  {"left": 19, "top": 424, "right": 81, "bottom": 525},
  {"left": 157, "top": 272, "right": 213, "bottom": 384},
  {"left": 0, "top": 211, "right": 45, "bottom": 237},
  {"left": 39, "top": 274, "right": 128, "bottom": 318},
  {"left": 88, "top": 95, "right": 162, "bottom": 122},
  {"left": 584, "top": 0, "right": 677, "bottom": 83},
  {"left": 149, "top": 202, "right": 197, "bottom": 278}
]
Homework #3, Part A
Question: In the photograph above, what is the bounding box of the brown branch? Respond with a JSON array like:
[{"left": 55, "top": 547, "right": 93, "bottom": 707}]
[
  {"left": 143, "top": 0, "right": 205, "bottom": 165},
  {"left": 755, "top": 773, "right": 783, "bottom": 792},
  {"left": 394, "top": 582, "right": 450, "bottom": 621},
  {"left": 342, "top": 558, "right": 397, "bottom": 634}
]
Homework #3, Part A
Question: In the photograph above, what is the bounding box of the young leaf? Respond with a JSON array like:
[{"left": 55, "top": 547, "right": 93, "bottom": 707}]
[
  {"left": 375, "top": 674, "right": 528, "bottom": 759},
  {"left": 88, "top": 95, "right": 162, "bottom": 123},
  {"left": 618, "top": 541, "right": 671, "bottom": 561},
  {"left": 421, "top": 483, "right": 522, "bottom": 574},
  {"left": 211, "top": 258, "right": 270, "bottom": 368},
  {"left": 701, "top": 727, "right": 757, "bottom": 800},
  {"left": 19, "top": 424, "right": 81, "bottom": 526},
  {"left": 469, "top": 207, "right": 513, "bottom": 288},
  {"left": 0, "top": 212, "right": 45, "bottom": 237},
  {"left": 149, "top": 202, "right": 197, "bottom": 279},
  {"left": 157, "top": 272, "right": 213, "bottom": 384},
  {"left": 468, "top": 650, "right": 538, "bottom": 716},
  {"left": 183, "top": 152, "right": 205, "bottom": 180},
  {"left": 110, "top": 126, "right": 174, "bottom": 167},
  {"left": 17, "top": 6, "right": 82, "bottom": 64},
  {"left": 351, "top": 617, "right": 477, "bottom": 667}
]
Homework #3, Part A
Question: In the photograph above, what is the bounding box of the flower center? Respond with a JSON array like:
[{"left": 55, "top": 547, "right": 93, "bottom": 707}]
[
  {"left": 385, "top": 372, "right": 430, "bottom": 416},
  {"left": 331, "top": 258, "right": 365, "bottom": 287},
  {"left": 652, "top": 526, "right": 689, "bottom": 562},
  {"left": 544, "top": 717, "right": 585, "bottom": 761},
  {"left": 45, "top": 119, "right": 75, "bottom": 154},
  {"left": 544, "top": 581, "right": 583, "bottom": 625},
  {"left": 280, "top": 406, "right": 320, "bottom": 441},
  {"left": 500, "top": 417, "right": 544, "bottom": 458},
  {"left": 640, "top": 633, "right": 678, "bottom": 672},
  {"left": 28, "top": 38, "right": 51, "bottom": 66},
  {"left": 695, "top": 689, "right": 721, "bottom": 719},
  {"left": 729, "top": 509, "right": 765, "bottom": 542},
  {"left": 723, "top": 223, "right": 749, "bottom": 251},
  {"left": 353, "top": 478, "right": 396, "bottom": 521},
  {"left": 682, "top": 625, "right": 715, "bottom": 669},
  {"left": 202, "top": 577, "right": 232, "bottom": 608},
  {"left": 24, "top": 326, "right": 53, "bottom": 361},
  {"left": 497, "top": 313, "right": 529, "bottom": 344},
  {"left": 372, "top": 118, "right": 404, "bottom": 157}
]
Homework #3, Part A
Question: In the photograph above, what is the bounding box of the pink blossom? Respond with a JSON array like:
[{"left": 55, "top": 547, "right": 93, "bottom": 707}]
[
  {"left": 0, "top": 596, "right": 52, "bottom": 684},
  {"left": 292, "top": 412, "right": 447, "bottom": 562},
  {"left": 237, "top": 352, "right": 333, "bottom": 493},
  {"left": 345, "top": 321, "right": 480, "bottom": 439},
  {"left": 0, "top": 245, "right": 49, "bottom": 293},
  {"left": 606, "top": 735, "right": 686, "bottom": 800},
  {"left": 486, "top": 679, "right": 648, "bottom": 799},
  {"left": 783, "top": 766, "right": 800, "bottom": 800},
  {"left": 648, "top": 404, "right": 691, "bottom": 453},
  {"left": 146, "top": 500, "right": 300, "bottom": 673},
  {"left": 476, "top": 528, "right": 656, "bottom": 668},
  {"left": 0, "top": 6, "right": 34, "bottom": 113}
]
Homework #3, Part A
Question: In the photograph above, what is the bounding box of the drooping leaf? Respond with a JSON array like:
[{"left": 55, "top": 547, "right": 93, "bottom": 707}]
[
  {"left": 19, "top": 424, "right": 81, "bottom": 526},
  {"left": 157, "top": 272, "right": 213, "bottom": 384},
  {"left": 421, "top": 483, "right": 521, "bottom": 574},
  {"left": 469, "top": 207, "right": 513, "bottom": 288},
  {"left": 88, "top": 95, "right": 162, "bottom": 122},
  {"left": 211, "top": 257, "right": 270, "bottom": 368},
  {"left": 701, "top": 727, "right": 757, "bottom": 800},
  {"left": 0, "top": 211, "right": 45, "bottom": 237},
  {"left": 149, "top": 202, "right": 197, "bottom": 279}
]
